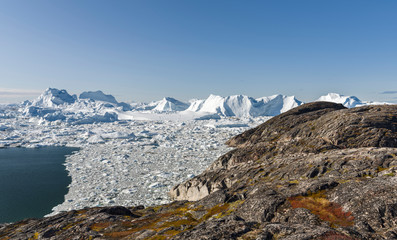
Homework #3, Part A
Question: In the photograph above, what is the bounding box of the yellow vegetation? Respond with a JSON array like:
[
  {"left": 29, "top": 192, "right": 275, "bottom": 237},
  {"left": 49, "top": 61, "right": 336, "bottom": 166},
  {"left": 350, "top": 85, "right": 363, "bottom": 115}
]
[
  {"left": 90, "top": 222, "right": 112, "bottom": 232},
  {"left": 94, "top": 200, "right": 245, "bottom": 239},
  {"left": 28, "top": 232, "right": 39, "bottom": 240},
  {"left": 377, "top": 166, "right": 388, "bottom": 172}
]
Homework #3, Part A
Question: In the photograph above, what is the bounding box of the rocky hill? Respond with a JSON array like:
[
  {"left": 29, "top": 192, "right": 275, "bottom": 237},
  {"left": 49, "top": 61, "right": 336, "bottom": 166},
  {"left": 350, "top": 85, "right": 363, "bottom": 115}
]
[{"left": 1, "top": 102, "right": 397, "bottom": 239}]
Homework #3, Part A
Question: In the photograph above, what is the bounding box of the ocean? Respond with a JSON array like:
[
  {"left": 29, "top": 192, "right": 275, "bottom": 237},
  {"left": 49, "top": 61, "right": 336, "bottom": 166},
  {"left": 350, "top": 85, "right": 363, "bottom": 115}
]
[{"left": 0, "top": 147, "right": 79, "bottom": 224}]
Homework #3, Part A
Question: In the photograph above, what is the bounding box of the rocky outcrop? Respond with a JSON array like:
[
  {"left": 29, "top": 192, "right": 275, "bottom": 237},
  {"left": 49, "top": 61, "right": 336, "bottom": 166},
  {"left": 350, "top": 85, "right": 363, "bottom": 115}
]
[
  {"left": 171, "top": 102, "right": 397, "bottom": 201},
  {"left": 1, "top": 102, "right": 397, "bottom": 239}
]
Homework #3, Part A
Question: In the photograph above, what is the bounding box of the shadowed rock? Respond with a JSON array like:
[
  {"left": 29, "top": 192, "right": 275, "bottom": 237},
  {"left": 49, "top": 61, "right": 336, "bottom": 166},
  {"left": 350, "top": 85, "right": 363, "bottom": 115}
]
[{"left": 99, "top": 206, "right": 140, "bottom": 217}]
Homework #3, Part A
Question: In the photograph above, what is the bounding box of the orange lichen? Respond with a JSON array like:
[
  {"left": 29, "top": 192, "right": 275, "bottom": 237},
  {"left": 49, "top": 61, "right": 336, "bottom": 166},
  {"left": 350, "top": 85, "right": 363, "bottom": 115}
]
[{"left": 288, "top": 191, "right": 354, "bottom": 227}]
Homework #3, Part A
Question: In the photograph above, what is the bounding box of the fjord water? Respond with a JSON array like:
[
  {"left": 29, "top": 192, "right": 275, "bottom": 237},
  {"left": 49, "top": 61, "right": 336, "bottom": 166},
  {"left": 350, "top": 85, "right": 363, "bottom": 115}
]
[{"left": 0, "top": 147, "right": 79, "bottom": 224}]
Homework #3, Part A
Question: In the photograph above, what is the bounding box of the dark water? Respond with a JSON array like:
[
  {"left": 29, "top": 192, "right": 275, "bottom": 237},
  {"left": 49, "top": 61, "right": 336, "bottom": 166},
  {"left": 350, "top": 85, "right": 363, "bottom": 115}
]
[{"left": 0, "top": 147, "right": 79, "bottom": 224}]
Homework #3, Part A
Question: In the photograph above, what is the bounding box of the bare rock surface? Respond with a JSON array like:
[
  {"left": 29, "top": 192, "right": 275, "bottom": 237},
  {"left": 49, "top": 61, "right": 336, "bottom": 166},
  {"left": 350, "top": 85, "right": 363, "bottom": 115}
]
[{"left": 2, "top": 102, "right": 397, "bottom": 239}]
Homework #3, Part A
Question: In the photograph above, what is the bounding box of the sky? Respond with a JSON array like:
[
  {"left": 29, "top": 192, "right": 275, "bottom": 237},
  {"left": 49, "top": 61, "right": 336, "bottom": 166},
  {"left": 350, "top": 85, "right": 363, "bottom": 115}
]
[{"left": 0, "top": 0, "right": 396, "bottom": 103}]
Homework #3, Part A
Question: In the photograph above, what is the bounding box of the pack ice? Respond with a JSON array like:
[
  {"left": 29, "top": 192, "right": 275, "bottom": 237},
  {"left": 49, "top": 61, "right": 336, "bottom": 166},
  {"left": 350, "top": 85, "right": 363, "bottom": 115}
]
[{"left": 0, "top": 88, "right": 389, "bottom": 215}]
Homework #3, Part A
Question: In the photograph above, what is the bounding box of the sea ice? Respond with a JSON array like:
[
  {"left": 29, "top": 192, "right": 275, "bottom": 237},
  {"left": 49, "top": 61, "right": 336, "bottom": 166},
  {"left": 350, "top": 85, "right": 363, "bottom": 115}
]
[{"left": 1, "top": 88, "right": 389, "bottom": 216}]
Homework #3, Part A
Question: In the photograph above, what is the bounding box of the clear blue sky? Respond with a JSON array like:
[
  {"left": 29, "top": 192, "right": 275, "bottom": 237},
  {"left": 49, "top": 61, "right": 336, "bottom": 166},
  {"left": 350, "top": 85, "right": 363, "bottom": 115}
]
[{"left": 0, "top": 0, "right": 396, "bottom": 103}]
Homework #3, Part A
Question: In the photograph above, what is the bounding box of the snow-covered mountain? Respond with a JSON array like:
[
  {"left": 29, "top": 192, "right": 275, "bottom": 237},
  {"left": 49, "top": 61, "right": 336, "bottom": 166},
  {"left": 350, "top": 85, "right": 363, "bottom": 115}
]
[
  {"left": 316, "top": 93, "right": 362, "bottom": 108},
  {"left": 186, "top": 94, "right": 303, "bottom": 117},
  {"left": 152, "top": 97, "right": 190, "bottom": 112}
]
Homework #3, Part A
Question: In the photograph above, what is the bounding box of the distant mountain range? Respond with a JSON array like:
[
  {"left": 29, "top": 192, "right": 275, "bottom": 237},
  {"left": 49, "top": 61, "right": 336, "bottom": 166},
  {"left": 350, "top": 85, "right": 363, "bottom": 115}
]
[{"left": 17, "top": 88, "right": 392, "bottom": 122}]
